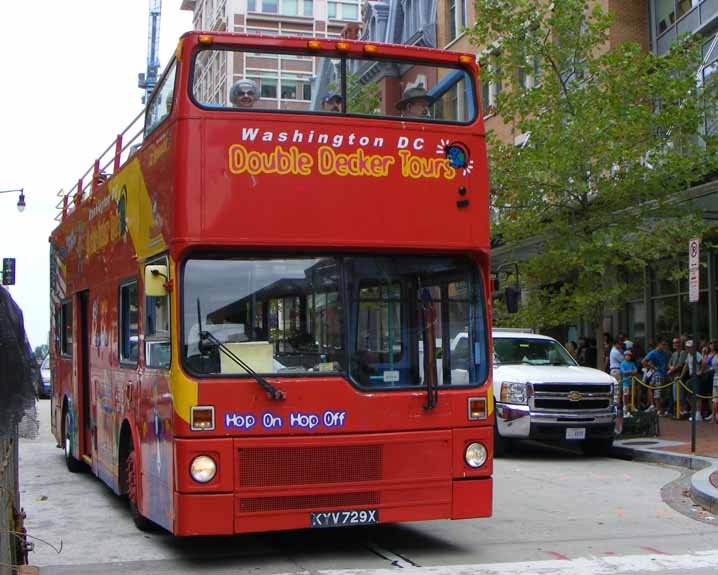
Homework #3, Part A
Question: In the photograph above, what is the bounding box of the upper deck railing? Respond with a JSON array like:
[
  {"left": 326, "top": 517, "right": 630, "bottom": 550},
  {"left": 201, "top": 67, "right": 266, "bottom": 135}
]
[
  {"left": 54, "top": 32, "right": 481, "bottom": 222},
  {"left": 54, "top": 109, "right": 145, "bottom": 221}
]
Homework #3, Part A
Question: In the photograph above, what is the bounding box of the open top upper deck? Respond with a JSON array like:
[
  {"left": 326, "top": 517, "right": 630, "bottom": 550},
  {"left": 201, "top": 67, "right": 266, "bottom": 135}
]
[{"left": 52, "top": 32, "right": 489, "bottom": 258}]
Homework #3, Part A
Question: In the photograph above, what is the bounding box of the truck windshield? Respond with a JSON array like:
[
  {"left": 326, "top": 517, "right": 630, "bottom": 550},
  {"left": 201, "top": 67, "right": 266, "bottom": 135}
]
[
  {"left": 191, "top": 47, "right": 476, "bottom": 123},
  {"left": 181, "top": 254, "right": 487, "bottom": 388},
  {"left": 493, "top": 338, "right": 576, "bottom": 367}
]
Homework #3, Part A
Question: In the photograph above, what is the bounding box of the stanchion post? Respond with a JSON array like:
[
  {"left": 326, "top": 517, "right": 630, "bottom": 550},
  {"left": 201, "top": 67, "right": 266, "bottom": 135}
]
[{"left": 691, "top": 380, "right": 697, "bottom": 453}]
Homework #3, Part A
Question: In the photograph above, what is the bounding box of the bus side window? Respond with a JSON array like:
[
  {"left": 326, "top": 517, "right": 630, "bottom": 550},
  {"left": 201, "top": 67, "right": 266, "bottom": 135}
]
[
  {"left": 145, "top": 62, "right": 177, "bottom": 136},
  {"left": 119, "top": 281, "right": 139, "bottom": 365}
]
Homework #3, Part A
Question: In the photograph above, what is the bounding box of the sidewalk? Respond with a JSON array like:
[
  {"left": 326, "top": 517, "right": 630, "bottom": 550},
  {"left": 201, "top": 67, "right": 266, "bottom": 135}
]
[{"left": 614, "top": 415, "right": 718, "bottom": 514}]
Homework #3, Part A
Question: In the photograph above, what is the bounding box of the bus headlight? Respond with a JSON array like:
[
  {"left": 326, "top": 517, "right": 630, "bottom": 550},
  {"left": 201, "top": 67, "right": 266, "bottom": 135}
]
[
  {"left": 465, "top": 442, "right": 487, "bottom": 468},
  {"left": 190, "top": 455, "right": 217, "bottom": 483}
]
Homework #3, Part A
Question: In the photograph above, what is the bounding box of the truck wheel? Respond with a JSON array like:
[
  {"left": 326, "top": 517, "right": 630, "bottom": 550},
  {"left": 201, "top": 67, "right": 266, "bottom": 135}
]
[
  {"left": 63, "top": 411, "right": 84, "bottom": 473},
  {"left": 582, "top": 438, "right": 614, "bottom": 456},
  {"left": 125, "top": 442, "right": 156, "bottom": 532}
]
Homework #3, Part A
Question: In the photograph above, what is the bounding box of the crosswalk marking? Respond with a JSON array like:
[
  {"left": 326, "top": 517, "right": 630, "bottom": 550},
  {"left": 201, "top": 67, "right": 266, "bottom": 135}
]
[{"left": 293, "top": 549, "right": 718, "bottom": 575}]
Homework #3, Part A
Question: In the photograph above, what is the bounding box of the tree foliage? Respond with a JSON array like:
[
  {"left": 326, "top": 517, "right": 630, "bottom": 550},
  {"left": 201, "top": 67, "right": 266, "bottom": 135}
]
[{"left": 469, "top": 0, "right": 718, "bottom": 345}]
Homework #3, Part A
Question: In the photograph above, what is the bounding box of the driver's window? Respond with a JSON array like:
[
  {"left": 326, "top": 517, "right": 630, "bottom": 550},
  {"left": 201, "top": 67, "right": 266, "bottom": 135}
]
[{"left": 145, "top": 259, "right": 171, "bottom": 369}]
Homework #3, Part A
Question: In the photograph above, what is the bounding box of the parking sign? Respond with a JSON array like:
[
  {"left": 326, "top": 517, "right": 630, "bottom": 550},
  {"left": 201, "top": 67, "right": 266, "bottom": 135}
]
[{"left": 689, "top": 238, "right": 700, "bottom": 302}]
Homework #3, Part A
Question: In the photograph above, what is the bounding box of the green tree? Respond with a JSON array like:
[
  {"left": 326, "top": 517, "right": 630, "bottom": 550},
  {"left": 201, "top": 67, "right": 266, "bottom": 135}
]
[
  {"left": 331, "top": 73, "right": 382, "bottom": 115},
  {"left": 469, "top": 0, "right": 718, "bottom": 365}
]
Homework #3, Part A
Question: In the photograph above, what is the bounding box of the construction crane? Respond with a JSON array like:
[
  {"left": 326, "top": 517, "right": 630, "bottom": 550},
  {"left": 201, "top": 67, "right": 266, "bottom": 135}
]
[{"left": 138, "top": 0, "right": 163, "bottom": 104}]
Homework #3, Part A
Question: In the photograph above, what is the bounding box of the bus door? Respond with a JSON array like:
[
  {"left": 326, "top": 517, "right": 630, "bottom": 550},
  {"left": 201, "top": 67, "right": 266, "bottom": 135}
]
[{"left": 77, "top": 290, "right": 92, "bottom": 461}]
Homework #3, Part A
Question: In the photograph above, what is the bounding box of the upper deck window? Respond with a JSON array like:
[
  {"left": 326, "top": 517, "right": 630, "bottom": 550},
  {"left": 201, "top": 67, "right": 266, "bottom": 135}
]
[
  {"left": 145, "top": 61, "right": 177, "bottom": 136},
  {"left": 190, "top": 46, "right": 477, "bottom": 124}
]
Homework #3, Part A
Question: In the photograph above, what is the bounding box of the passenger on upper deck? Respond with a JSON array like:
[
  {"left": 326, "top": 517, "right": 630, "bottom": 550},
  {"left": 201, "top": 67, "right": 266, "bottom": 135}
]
[
  {"left": 396, "top": 86, "right": 432, "bottom": 118},
  {"left": 321, "top": 92, "right": 343, "bottom": 113},
  {"left": 230, "top": 79, "right": 259, "bottom": 108}
]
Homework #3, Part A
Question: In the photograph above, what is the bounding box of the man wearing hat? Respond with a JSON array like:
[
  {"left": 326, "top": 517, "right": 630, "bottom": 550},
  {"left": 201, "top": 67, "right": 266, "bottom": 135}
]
[
  {"left": 321, "top": 92, "right": 343, "bottom": 112},
  {"left": 620, "top": 348, "right": 638, "bottom": 416},
  {"left": 230, "top": 79, "right": 259, "bottom": 108},
  {"left": 396, "top": 86, "right": 432, "bottom": 118}
]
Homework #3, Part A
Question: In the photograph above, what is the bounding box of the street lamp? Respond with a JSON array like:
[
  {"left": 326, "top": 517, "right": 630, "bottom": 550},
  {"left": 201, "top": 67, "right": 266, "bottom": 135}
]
[{"left": 0, "top": 188, "right": 26, "bottom": 212}]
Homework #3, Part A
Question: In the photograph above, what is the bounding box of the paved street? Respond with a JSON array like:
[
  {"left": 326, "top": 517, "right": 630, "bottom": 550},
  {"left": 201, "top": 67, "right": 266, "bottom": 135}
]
[{"left": 20, "top": 400, "right": 718, "bottom": 574}]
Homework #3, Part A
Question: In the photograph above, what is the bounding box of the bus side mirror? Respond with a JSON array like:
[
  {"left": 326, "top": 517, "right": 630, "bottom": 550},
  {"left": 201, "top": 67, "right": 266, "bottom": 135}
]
[
  {"left": 504, "top": 286, "right": 519, "bottom": 314},
  {"left": 145, "top": 265, "right": 169, "bottom": 296}
]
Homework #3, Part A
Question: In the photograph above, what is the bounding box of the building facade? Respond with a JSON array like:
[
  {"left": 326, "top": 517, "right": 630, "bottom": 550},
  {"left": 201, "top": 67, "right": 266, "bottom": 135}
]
[{"left": 456, "top": 0, "right": 718, "bottom": 347}]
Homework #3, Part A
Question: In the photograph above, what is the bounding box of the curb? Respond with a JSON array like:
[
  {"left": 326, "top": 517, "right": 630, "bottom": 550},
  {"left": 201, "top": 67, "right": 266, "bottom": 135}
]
[{"left": 612, "top": 441, "right": 718, "bottom": 513}]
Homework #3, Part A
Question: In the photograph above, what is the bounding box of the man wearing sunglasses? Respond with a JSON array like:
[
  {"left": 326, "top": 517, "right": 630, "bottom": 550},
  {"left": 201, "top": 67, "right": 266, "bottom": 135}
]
[{"left": 230, "top": 79, "right": 259, "bottom": 108}]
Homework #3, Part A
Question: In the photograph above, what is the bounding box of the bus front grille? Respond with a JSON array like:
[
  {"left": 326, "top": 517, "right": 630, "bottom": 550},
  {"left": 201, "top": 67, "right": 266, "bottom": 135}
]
[{"left": 238, "top": 444, "right": 383, "bottom": 488}]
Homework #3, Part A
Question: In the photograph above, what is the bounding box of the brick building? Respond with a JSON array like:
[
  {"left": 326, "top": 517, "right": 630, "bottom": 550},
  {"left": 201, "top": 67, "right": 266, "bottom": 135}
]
[{"left": 439, "top": 0, "right": 718, "bottom": 347}]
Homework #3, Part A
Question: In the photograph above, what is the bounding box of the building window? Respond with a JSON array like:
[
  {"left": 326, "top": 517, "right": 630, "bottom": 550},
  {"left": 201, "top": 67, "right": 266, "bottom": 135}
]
[
  {"left": 654, "top": 0, "right": 699, "bottom": 36},
  {"left": 260, "top": 78, "right": 278, "bottom": 99},
  {"left": 281, "top": 81, "right": 298, "bottom": 100},
  {"left": 447, "top": 0, "right": 465, "bottom": 42},
  {"left": 327, "top": 0, "right": 360, "bottom": 20},
  {"left": 249, "top": 0, "right": 313, "bottom": 15},
  {"left": 676, "top": 0, "right": 699, "bottom": 20},
  {"left": 655, "top": 0, "right": 675, "bottom": 35},
  {"left": 120, "top": 281, "right": 139, "bottom": 364}
]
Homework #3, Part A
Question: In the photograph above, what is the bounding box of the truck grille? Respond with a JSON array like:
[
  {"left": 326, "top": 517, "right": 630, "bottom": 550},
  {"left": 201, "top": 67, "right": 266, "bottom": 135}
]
[{"left": 530, "top": 383, "right": 612, "bottom": 412}]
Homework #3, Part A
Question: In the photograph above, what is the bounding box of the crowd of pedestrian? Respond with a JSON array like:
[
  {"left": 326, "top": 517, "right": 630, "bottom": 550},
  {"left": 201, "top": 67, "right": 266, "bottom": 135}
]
[{"left": 574, "top": 332, "right": 718, "bottom": 422}]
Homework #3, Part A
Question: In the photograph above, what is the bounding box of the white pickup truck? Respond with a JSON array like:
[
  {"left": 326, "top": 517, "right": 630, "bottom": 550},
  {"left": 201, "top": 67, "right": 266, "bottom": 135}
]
[{"left": 491, "top": 330, "right": 617, "bottom": 455}]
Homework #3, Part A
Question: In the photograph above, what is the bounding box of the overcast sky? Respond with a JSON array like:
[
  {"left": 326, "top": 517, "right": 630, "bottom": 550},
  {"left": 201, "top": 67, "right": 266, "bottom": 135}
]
[{"left": 0, "top": 1, "right": 193, "bottom": 350}]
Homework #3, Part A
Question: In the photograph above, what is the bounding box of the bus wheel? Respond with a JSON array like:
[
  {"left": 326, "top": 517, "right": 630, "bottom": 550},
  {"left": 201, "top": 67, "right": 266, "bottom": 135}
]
[
  {"left": 125, "top": 444, "right": 156, "bottom": 532},
  {"left": 63, "top": 410, "right": 84, "bottom": 473}
]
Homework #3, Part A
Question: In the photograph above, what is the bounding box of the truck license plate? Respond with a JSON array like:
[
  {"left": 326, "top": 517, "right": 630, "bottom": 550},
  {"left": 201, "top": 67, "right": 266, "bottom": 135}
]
[
  {"left": 310, "top": 509, "right": 378, "bottom": 528},
  {"left": 566, "top": 428, "right": 586, "bottom": 440}
]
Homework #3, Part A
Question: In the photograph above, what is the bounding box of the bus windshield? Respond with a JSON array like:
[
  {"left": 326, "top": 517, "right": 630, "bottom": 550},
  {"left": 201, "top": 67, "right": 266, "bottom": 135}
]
[
  {"left": 191, "top": 46, "right": 476, "bottom": 123},
  {"left": 182, "top": 254, "right": 487, "bottom": 388}
]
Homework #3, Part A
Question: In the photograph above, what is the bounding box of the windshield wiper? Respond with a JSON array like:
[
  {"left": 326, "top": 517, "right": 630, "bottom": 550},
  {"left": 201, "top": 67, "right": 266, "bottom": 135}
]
[{"left": 196, "top": 299, "right": 285, "bottom": 400}]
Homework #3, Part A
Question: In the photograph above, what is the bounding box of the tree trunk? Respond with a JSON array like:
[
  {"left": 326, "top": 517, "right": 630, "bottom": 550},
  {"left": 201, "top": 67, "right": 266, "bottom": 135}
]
[{"left": 595, "top": 324, "right": 605, "bottom": 372}]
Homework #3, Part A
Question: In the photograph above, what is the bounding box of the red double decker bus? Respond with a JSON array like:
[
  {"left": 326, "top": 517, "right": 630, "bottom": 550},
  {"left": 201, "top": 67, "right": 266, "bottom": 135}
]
[{"left": 49, "top": 32, "right": 493, "bottom": 536}]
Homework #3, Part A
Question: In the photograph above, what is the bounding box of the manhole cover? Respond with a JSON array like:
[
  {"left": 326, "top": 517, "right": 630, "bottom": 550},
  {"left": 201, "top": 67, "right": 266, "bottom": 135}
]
[{"left": 622, "top": 441, "right": 659, "bottom": 446}]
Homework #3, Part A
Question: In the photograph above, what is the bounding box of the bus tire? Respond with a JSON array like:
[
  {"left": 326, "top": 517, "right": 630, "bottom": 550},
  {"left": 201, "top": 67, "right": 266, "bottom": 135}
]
[
  {"left": 125, "top": 441, "right": 156, "bottom": 532},
  {"left": 582, "top": 437, "right": 614, "bottom": 456},
  {"left": 63, "top": 409, "right": 84, "bottom": 473}
]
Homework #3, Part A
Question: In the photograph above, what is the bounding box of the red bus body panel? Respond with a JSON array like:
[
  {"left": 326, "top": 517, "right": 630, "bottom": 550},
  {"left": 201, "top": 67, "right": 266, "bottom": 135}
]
[{"left": 49, "top": 32, "right": 493, "bottom": 536}]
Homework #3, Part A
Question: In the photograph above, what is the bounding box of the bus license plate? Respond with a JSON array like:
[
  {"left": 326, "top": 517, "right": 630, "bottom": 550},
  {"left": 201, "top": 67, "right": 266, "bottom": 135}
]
[
  {"left": 310, "top": 509, "right": 378, "bottom": 528},
  {"left": 566, "top": 428, "right": 586, "bottom": 440}
]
